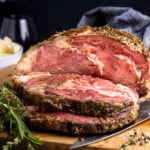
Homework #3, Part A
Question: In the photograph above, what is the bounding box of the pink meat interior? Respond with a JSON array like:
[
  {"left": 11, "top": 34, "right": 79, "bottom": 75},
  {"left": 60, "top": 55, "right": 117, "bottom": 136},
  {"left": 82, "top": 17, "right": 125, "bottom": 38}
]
[
  {"left": 32, "top": 35, "right": 148, "bottom": 88},
  {"left": 24, "top": 73, "right": 138, "bottom": 104}
]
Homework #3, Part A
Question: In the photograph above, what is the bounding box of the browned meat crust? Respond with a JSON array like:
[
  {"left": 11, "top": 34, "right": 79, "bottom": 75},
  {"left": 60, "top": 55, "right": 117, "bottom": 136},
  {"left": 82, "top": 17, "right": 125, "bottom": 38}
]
[{"left": 26, "top": 104, "right": 139, "bottom": 135}]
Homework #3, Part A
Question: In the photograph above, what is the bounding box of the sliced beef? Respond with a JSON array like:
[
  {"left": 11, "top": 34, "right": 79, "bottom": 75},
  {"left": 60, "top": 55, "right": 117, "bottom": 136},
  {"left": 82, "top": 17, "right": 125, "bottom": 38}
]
[
  {"left": 15, "top": 26, "right": 150, "bottom": 97},
  {"left": 33, "top": 36, "right": 148, "bottom": 89},
  {"left": 31, "top": 37, "right": 148, "bottom": 96},
  {"left": 25, "top": 104, "right": 139, "bottom": 135},
  {"left": 13, "top": 72, "right": 138, "bottom": 117},
  {"left": 12, "top": 26, "right": 150, "bottom": 135}
]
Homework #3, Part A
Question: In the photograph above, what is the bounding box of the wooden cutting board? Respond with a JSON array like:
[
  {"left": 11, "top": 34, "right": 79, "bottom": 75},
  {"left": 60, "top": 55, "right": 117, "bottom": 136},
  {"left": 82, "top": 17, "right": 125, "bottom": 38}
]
[
  {"left": 0, "top": 65, "right": 150, "bottom": 150},
  {"left": 0, "top": 120, "right": 150, "bottom": 150}
]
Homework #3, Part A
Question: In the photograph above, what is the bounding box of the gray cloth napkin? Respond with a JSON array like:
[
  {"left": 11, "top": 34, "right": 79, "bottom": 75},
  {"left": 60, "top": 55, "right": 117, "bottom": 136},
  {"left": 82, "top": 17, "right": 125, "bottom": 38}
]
[{"left": 77, "top": 7, "right": 150, "bottom": 50}]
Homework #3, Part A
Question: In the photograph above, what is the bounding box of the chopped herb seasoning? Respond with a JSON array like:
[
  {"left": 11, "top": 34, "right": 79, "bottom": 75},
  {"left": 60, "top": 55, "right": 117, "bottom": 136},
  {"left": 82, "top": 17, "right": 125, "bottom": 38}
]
[{"left": 119, "top": 130, "right": 150, "bottom": 150}]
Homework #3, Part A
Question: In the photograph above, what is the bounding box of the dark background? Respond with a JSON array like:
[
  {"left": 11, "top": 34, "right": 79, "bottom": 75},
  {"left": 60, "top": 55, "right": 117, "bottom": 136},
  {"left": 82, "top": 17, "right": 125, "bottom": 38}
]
[{"left": 0, "top": 0, "right": 150, "bottom": 42}]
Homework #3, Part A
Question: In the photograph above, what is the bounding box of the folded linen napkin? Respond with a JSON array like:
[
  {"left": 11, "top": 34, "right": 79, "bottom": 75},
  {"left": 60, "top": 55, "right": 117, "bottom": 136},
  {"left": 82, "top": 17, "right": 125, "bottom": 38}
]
[{"left": 77, "top": 7, "right": 150, "bottom": 50}]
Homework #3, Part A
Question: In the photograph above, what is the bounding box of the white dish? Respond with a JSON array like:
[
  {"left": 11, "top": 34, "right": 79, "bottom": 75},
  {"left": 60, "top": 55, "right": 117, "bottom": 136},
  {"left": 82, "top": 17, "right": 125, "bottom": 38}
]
[{"left": 0, "top": 44, "right": 23, "bottom": 69}]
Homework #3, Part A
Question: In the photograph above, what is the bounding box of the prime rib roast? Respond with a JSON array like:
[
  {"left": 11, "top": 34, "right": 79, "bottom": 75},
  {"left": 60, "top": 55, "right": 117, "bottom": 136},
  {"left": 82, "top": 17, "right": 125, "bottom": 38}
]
[{"left": 11, "top": 25, "right": 150, "bottom": 135}]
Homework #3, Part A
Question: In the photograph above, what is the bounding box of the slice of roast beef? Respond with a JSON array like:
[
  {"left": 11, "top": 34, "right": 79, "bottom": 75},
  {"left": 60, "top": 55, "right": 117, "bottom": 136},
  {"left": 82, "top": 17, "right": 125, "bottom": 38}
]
[
  {"left": 15, "top": 26, "right": 150, "bottom": 97},
  {"left": 13, "top": 72, "right": 138, "bottom": 117},
  {"left": 25, "top": 104, "right": 139, "bottom": 135}
]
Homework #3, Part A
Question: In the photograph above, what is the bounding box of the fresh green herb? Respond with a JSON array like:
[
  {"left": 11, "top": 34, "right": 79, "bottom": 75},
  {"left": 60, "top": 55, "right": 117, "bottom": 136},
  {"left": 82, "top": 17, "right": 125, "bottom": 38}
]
[
  {"left": 128, "top": 137, "right": 136, "bottom": 145},
  {"left": 0, "top": 83, "right": 43, "bottom": 150},
  {"left": 119, "top": 143, "right": 127, "bottom": 150},
  {"left": 119, "top": 130, "right": 150, "bottom": 150},
  {"left": 119, "top": 138, "right": 136, "bottom": 150}
]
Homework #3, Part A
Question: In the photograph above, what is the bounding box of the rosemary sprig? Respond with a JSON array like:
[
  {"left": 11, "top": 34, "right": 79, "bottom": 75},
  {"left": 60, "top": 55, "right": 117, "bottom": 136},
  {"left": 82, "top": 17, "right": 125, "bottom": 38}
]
[{"left": 0, "top": 83, "right": 43, "bottom": 150}]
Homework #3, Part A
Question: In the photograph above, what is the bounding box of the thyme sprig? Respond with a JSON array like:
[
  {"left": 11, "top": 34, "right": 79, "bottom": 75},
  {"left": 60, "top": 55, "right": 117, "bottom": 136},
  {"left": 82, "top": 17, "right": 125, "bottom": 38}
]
[{"left": 0, "top": 83, "right": 43, "bottom": 150}]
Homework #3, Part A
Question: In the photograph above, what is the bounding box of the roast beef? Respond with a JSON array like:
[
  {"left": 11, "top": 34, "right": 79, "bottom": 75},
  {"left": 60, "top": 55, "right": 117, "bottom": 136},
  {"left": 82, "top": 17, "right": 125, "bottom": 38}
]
[
  {"left": 13, "top": 72, "right": 138, "bottom": 117},
  {"left": 10, "top": 26, "right": 150, "bottom": 135},
  {"left": 25, "top": 104, "right": 139, "bottom": 135},
  {"left": 15, "top": 26, "right": 150, "bottom": 97}
]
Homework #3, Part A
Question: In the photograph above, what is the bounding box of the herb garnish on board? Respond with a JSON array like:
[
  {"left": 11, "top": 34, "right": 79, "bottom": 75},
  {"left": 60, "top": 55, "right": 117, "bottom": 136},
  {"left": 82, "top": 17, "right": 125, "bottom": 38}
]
[
  {"left": 119, "top": 130, "right": 150, "bottom": 150},
  {"left": 0, "top": 83, "right": 43, "bottom": 150}
]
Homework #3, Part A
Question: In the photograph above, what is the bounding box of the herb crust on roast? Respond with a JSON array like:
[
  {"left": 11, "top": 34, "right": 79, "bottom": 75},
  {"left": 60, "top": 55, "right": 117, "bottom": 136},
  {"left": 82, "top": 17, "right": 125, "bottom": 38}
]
[{"left": 11, "top": 25, "right": 150, "bottom": 135}]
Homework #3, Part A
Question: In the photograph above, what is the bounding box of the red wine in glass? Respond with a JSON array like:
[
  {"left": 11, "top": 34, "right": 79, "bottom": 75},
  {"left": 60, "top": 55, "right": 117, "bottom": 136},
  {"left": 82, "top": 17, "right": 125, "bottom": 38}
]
[{"left": 0, "top": 14, "right": 38, "bottom": 52}]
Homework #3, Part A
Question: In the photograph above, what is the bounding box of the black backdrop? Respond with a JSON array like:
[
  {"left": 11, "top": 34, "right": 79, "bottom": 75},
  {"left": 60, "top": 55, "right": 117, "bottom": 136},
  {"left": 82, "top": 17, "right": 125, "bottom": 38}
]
[{"left": 1, "top": 0, "right": 150, "bottom": 42}]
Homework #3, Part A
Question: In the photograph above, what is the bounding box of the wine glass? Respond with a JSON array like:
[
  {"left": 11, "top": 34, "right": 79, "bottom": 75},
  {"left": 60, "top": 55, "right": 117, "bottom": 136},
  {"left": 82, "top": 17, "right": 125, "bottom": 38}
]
[{"left": 0, "top": 14, "right": 38, "bottom": 52}]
